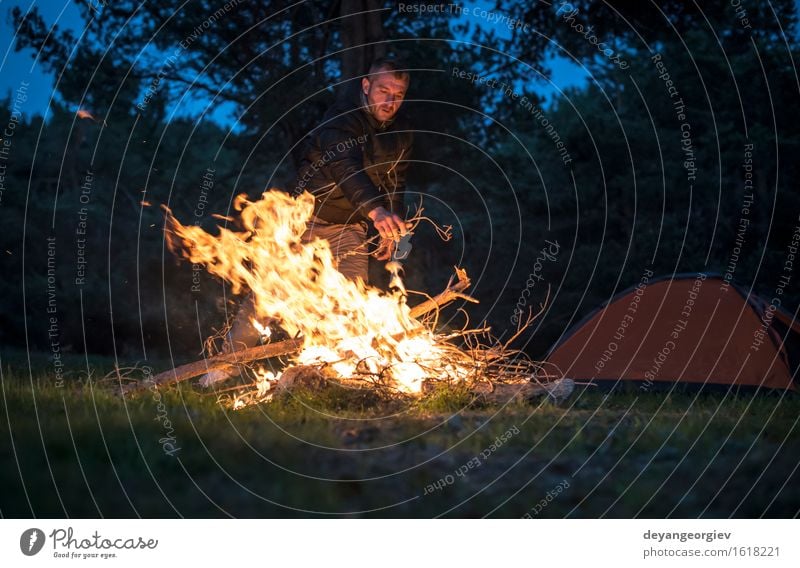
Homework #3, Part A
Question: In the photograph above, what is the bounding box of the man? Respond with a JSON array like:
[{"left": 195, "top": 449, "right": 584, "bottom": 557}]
[{"left": 199, "top": 58, "right": 413, "bottom": 387}]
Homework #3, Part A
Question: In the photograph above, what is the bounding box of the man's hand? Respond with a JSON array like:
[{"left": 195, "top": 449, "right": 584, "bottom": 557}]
[{"left": 368, "top": 206, "right": 410, "bottom": 241}]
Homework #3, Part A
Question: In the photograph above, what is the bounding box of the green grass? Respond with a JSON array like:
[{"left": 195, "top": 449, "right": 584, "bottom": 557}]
[{"left": 1, "top": 353, "right": 799, "bottom": 518}]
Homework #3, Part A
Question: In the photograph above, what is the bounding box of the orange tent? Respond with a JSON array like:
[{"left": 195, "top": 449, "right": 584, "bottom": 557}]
[{"left": 543, "top": 274, "right": 799, "bottom": 391}]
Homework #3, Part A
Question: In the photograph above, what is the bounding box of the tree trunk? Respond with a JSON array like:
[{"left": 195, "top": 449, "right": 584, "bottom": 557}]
[{"left": 339, "top": 0, "right": 386, "bottom": 97}]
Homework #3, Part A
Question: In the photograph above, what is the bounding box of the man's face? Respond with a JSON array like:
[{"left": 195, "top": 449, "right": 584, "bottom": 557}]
[{"left": 362, "top": 71, "right": 408, "bottom": 122}]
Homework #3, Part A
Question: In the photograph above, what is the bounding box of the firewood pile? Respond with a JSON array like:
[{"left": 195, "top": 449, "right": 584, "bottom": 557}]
[{"left": 116, "top": 270, "right": 573, "bottom": 409}]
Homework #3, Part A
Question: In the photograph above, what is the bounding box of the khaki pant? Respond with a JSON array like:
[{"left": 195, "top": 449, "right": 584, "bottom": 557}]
[{"left": 224, "top": 217, "right": 369, "bottom": 352}]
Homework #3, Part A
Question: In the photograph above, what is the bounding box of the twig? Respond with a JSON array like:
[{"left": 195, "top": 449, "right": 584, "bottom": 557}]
[
  {"left": 409, "top": 267, "right": 476, "bottom": 319},
  {"left": 503, "top": 285, "right": 550, "bottom": 350}
]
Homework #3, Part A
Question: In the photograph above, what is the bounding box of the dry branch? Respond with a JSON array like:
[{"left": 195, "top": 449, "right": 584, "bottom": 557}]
[
  {"left": 409, "top": 267, "right": 476, "bottom": 319},
  {"left": 118, "top": 338, "right": 303, "bottom": 396}
]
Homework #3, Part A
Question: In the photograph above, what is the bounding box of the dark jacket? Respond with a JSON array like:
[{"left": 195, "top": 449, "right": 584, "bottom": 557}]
[{"left": 292, "top": 86, "right": 413, "bottom": 224}]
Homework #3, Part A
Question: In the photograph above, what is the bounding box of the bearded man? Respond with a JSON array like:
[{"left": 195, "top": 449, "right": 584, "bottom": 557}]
[{"left": 200, "top": 58, "right": 414, "bottom": 387}]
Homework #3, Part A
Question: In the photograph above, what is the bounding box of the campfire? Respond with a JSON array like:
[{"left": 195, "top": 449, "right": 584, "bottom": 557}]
[{"left": 119, "top": 189, "right": 571, "bottom": 408}]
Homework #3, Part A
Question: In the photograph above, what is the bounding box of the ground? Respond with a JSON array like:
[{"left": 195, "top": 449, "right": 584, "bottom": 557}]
[{"left": 1, "top": 351, "right": 798, "bottom": 518}]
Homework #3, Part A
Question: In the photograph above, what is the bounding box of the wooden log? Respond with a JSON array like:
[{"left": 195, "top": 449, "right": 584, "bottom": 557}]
[
  {"left": 473, "top": 379, "right": 575, "bottom": 405},
  {"left": 273, "top": 365, "right": 328, "bottom": 393},
  {"left": 409, "top": 267, "right": 477, "bottom": 319},
  {"left": 118, "top": 338, "right": 303, "bottom": 396}
]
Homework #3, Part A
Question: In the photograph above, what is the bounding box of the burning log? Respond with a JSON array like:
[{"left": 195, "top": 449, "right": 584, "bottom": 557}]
[
  {"left": 409, "top": 267, "right": 476, "bottom": 319},
  {"left": 117, "top": 338, "right": 303, "bottom": 396}
]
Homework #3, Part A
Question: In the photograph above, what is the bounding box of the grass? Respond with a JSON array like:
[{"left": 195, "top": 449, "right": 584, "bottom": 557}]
[{"left": 1, "top": 352, "right": 798, "bottom": 518}]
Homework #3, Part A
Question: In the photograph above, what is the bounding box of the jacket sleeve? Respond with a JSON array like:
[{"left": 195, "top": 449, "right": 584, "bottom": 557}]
[
  {"left": 386, "top": 134, "right": 412, "bottom": 218},
  {"left": 318, "top": 125, "right": 389, "bottom": 219}
]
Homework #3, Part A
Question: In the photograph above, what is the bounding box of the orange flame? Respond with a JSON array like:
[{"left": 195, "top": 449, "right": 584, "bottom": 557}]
[{"left": 165, "top": 189, "right": 469, "bottom": 393}]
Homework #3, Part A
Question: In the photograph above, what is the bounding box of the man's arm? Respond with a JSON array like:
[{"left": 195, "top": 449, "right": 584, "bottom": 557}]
[
  {"left": 386, "top": 141, "right": 411, "bottom": 217},
  {"left": 372, "top": 137, "right": 413, "bottom": 252},
  {"left": 318, "top": 125, "right": 389, "bottom": 219}
]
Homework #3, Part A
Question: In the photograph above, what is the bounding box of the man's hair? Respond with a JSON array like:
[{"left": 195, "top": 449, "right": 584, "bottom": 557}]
[{"left": 366, "top": 57, "right": 410, "bottom": 83}]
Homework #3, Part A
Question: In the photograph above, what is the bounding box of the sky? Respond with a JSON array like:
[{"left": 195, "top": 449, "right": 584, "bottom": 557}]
[
  {"left": 0, "top": 0, "right": 589, "bottom": 123},
  {"left": 0, "top": 0, "right": 83, "bottom": 119}
]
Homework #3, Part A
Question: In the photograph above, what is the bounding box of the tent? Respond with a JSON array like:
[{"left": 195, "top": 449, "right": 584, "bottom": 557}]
[{"left": 543, "top": 274, "right": 799, "bottom": 391}]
